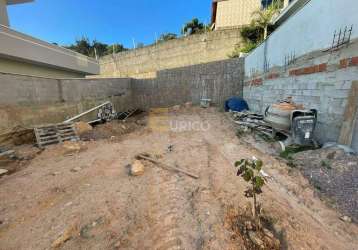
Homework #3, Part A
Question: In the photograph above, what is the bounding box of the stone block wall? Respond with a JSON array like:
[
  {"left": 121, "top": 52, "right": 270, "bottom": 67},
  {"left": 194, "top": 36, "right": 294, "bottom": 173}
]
[
  {"left": 0, "top": 58, "right": 245, "bottom": 134},
  {"left": 133, "top": 58, "right": 244, "bottom": 109},
  {"left": 0, "top": 73, "right": 132, "bottom": 133},
  {"left": 99, "top": 29, "right": 242, "bottom": 78},
  {"left": 243, "top": 41, "right": 358, "bottom": 148}
]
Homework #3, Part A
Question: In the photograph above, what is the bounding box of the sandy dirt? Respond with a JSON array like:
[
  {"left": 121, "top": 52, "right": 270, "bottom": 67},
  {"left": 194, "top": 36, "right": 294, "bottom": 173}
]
[{"left": 0, "top": 107, "right": 357, "bottom": 250}]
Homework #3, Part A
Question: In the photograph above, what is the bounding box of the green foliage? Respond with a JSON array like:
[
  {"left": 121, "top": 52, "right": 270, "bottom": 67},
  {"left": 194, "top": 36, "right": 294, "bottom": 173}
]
[
  {"left": 182, "top": 18, "right": 209, "bottom": 36},
  {"left": 65, "top": 37, "right": 127, "bottom": 58},
  {"left": 158, "top": 33, "right": 178, "bottom": 42},
  {"left": 235, "top": 158, "right": 266, "bottom": 218},
  {"left": 230, "top": 0, "right": 281, "bottom": 57},
  {"left": 279, "top": 145, "right": 315, "bottom": 160}
]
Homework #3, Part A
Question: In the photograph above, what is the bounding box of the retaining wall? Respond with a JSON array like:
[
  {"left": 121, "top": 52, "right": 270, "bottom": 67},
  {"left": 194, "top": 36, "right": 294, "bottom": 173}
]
[
  {"left": 133, "top": 58, "right": 244, "bottom": 109},
  {"left": 0, "top": 73, "right": 132, "bottom": 133},
  {"left": 243, "top": 40, "right": 358, "bottom": 150},
  {"left": 0, "top": 58, "right": 244, "bottom": 133},
  {"left": 99, "top": 29, "right": 242, "bottom": 78}
]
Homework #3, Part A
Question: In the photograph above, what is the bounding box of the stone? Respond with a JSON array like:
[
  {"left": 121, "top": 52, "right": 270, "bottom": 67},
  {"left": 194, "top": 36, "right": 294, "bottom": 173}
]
[
  {"left": 340, "top": 215, "right": 352, "bottom": 223},
  {"left": 71, "top": 167, "right": 82, "bottom": 173},
  {"left": 0, "top": 169, "right": 9, "bottom": 177},
  {"left": 62, "top": 141, "right": 86, "bottom": 155},
  {"left": 74, "top": 122, "right": 93, "bottom": 135},
  {"left": 130, "top": 160, "right": 145, "bottom": 176}
]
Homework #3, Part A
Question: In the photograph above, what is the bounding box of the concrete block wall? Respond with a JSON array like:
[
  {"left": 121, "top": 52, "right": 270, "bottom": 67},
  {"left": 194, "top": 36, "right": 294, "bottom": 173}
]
[
  {"left": 0, "top": 58, "right": 245, "bottom": 134},
  {"left": 99, "top": 29, "right": 242, "bottom": 78},
  {"left": 243, "top": 41, "right": 358, "bottom": 148},
  {"left": 0, "top": 73, "right": 132, "bottom": 133},
  {"left": 133, "top": 58, "right": 244, "bottom": 109}
]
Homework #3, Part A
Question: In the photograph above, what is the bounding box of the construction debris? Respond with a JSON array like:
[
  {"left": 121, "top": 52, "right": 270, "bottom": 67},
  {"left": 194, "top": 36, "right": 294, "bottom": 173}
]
[
  {"left": 0, "top": 168, "right": 8, "bottom": 177},
  {"left": 130, "top": 160, "right": 145, "bottom": 176},
  {"left": 65, "top": 101, "right": 116, "bottom": 124},
  {"left": 136, "top": 153, "right": 199, "bottom": 179},
  {"left": 116, "top": 108, "right": 138, "bottom": 121},
  {"left": 74, "top": 122, "right": 93, "bottom": 136},
  {"left": 62, "top": 141, "right": 86, "bottom": 155},
  {"left": 0, "top": 150, "right": 17, "bottom": 166},
  {"left": 34, "top": 123, "right": 79, "bottom": 148}
]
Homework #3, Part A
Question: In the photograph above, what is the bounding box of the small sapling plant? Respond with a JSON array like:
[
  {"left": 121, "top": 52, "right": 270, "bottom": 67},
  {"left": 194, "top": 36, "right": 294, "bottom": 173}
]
[{"left": 235, "top": 157, "right": 266, "bottom": 220}]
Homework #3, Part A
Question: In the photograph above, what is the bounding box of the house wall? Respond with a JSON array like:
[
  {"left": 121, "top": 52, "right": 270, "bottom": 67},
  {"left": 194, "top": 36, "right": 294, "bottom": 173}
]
[
  {"left": 0, "top": 57, "right": 85, "bottom": 78},
  {"left": 245, "top": 0, "right": 358, "bottom": 77},
  {"left": 0, "top": 0, "right": 9, "bottom": 26},
  {"left": 243, "top": 41, "right": 358, "bottom": 150},
  {"left": 99, "top": 29, "right": 242, "bottom": 78},
  {"left": 215, "top": 0, "right": 261, "bottom": 29},
  {"left": 0, "top": 25, "right": 100, "bottom": 77}
]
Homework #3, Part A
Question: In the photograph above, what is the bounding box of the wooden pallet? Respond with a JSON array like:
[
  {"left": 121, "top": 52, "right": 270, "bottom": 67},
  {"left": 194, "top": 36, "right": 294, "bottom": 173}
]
[{"left": 34, "top": 123, "right": 79, "bottom": 148}]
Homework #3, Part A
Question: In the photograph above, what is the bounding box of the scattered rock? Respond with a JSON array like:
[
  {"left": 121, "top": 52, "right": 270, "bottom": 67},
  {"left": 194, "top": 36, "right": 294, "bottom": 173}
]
[
  {"left": 51, "top": 224, "right": 78, "bottom": 248},
  {"left": 0, "top": 169, "right": 9, "bottom": 177},
  {"left": 74, "top": 122, "right": 93, "bottom": 136},
  {"left": 340, "top": 215, "right": 352, "bottom": 223},
  {"left": 130, "top": 160, "right": 145, "bottom": 176},
  {"left": 71, "top": 167, "right": 82, "bottom": 173},
  {"left": 62, "top": 141, "right": 86, "bottom": 155},
  {"left": 248, "top": 231, "right": 265, "bottom": 249}
]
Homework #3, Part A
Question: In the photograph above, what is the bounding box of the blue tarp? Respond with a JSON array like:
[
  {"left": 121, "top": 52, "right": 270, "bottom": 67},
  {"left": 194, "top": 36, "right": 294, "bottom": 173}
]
[{"left": 224, "top": 97, "right": 249, "bottom": 112}]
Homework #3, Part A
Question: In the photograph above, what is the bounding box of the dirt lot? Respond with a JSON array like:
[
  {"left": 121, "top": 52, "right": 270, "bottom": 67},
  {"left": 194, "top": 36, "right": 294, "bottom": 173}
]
[{"left": 0, "top": 107, "right": 357, "bottom": 250}]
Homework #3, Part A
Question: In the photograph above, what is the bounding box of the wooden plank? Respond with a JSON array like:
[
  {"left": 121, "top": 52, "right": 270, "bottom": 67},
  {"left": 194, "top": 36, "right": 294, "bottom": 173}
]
[
  {"left": 136, "top": 154, "right": 199, "bottom": 179},
  {"left": 338, "top": 81, "right": 358, "bottom": 146}
]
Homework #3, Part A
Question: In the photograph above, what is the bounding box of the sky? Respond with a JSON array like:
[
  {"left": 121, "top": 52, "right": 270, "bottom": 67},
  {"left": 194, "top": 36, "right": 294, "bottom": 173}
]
[{"left": 7, "top": 0, "right": 212, "bottom": 48}]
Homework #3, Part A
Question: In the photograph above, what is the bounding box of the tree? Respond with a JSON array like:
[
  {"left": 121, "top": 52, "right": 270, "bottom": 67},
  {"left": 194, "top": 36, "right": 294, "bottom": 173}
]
[
  {"left": 106, "top": 44, "right": 127, "bottom": 54},
  {"left": 65, "top": 37, "right": 127, "bottom": 58},
  {"left": 234, "top": 157, "right": 266, "bottom": 220},
  {"left": 158, "top": 33, "right": 177, "bottom": 42},
  {"left": 251, "top": 0, "right": 281, "bottom": 39},
  {"left": 182, "top": 18, "right": 207, "bottom": 36}
]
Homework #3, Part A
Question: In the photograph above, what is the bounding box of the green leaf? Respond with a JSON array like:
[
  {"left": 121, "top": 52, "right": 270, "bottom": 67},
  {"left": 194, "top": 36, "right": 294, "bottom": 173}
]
[
  {"left": 243, "top": 169, "right": 253, "bottom": 182},
  {"left": 253, "top": 176, "right": 265, "bottom": 190},
  {"left": 254, "top": 159, "right": 263, "bottom": 171},
  {"left": 234, "top": 159, "right": 244, "bottom": 167}
]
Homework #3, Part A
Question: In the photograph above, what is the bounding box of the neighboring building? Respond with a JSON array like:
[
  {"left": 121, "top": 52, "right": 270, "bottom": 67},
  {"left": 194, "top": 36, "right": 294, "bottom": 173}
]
[
  {"left": 0, "top": 0, "right": 99, "bottom": 78},
  {"left": 211, "top": 0, "right": 297, "bottom": 30},
  {"left": 212, "top": 0, "right": 262, "bottom": 30}
]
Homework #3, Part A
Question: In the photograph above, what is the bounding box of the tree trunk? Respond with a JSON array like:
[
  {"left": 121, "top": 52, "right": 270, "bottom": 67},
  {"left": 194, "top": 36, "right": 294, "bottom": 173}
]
[{"left": 264, "top": 26, "right": 268, "bottom": 40}]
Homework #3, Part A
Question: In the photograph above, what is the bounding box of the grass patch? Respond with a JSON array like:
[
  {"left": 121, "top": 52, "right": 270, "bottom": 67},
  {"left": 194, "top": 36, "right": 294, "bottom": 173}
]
[{"left": 279, "top": 145, "right": 315, "bottom": 160}]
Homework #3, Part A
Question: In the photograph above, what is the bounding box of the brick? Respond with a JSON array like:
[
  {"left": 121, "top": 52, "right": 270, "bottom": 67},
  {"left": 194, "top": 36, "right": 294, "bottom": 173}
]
[
  {"left": 350, "top": 56, "right": 358, "bottom": 66},
  {"left": 289, "top": 69, "right": 296, "bottom": 76},
  {"left": 318, "top": 63, "right": 327, "bottom": 72}
]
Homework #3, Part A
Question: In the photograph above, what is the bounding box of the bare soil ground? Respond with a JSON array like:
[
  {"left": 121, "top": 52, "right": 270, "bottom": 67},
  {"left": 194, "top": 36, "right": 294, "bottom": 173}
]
[{"left": 0, "top": 107, "right": 357, "bottom": 250}]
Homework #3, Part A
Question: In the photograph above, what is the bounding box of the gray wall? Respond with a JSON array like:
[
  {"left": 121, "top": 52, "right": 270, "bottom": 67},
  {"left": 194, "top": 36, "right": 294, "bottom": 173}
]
[
  {"left": 133, "top": 58, "right": 244, "bottom": 109},
  {"left": 0, "top": 58, "right": 245, "bottom": 133},
  {"left": 245, "top": 0, "right": 358, "bottom": 77},
  {"left": 243, "top": 40, "right": 358, "bottom": 150},
  {"left": 0, "top": 73, "right": 132, "bottom": 133}
]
